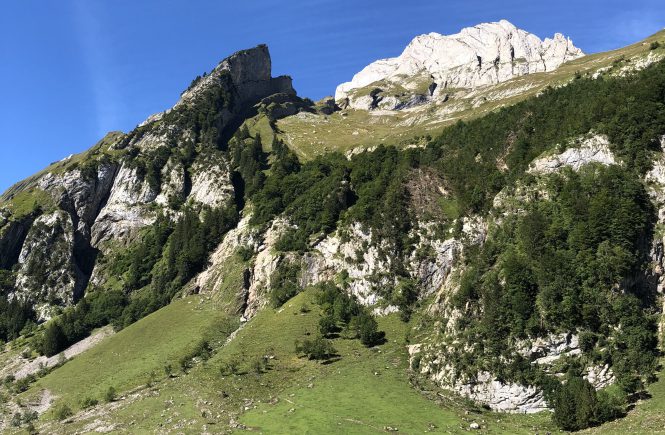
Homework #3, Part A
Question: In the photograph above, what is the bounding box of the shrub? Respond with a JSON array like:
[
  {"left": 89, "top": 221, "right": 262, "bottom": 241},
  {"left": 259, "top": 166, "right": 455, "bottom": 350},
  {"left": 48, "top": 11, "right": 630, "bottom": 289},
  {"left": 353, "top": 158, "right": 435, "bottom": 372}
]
[
  {"left": 13, "top": 375, "right": 34, "bottom": 393},
  {"left": 553, "top": 375, "right": 596, "bottom": 430},
  {"left": 104, "top": 386, "right": 116, "bottom": 403},
  {"left": 10, "top": 412, "right": 22, "bottom": 427},
  {"left": 392, "top": 278, "right": 418, "bottom": 322},
  {"left": 579, "top": 331, "right": 597, "bottom": 353},
  {"left": 551, "top": 374, "right": 624, "bottom": 431},
  {"left": 352, "top": 313, "right": 384, "bottom": 347},
  {"left": 252, "top": 356, "right": 269, "bottom": 374},
  {"left": 53, "top": 403, "right": 73, "bottom": 420},
  {"left": 269, "top": 261, "right": 301, "bottom": 307},
  {"left": 650, "top": 41, "right": 661, "bottom": 50},
  {"left": 318, "top": 314, "right": 338, "bottom": 337},
  {"left": 22, "top": 410, "right": 37, "bottom": 423},
  {"left": 41, "top": 321, "right": 66, "bottom": 357},
  {"left": 180, "top": 339, "right": 213, "bottom": 372},
  {"left": 219, "top": 358, "right": 240, "bottom": 376},
  {"left": 235, "top": 246, "right": 254, "bottom": 262},
  {"left": 295, "top": 336, "right": 336, "bottom": 360},
  {"left": 80, "top": 396, "right": 98, "bottom": 409}
]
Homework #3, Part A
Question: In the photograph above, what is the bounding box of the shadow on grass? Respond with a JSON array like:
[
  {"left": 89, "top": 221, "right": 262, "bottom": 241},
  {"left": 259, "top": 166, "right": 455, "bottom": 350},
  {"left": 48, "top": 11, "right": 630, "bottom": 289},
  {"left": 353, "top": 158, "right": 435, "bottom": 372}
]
[{"left": 320, "top": 356, "right": 342, "bottom": 365}]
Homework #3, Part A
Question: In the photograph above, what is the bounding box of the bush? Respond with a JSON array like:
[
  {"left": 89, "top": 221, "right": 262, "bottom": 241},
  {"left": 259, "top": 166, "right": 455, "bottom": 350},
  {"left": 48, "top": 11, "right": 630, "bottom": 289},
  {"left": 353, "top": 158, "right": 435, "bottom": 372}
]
[
  {"left": 80, "top": 396, "right": 98, "bottom": 409},
  {"left": 650, "top": 41, "right": 661, "bottom": 50},
  {"left": 353, "top": 313, "right": 384, "bottom": 347},
  {"left": 53, "top": 403, "right": 73, "bottom": 420},
  {"left": 392, "top": 278, "right": 418, "bottom": 322},
  {"left": 235, "top": 246, "right": 254, "bottom": 262},
  {"left": 552, "top": 374, "right": 624, "bottom": 431},
  {"left": 252, "top": 356, "right": 269, "bottom": 374},
  {"left": 220, "top": 358, "right": 240, "bottom": 376},
  {"left": 104, "top": 386, "right": 116, "bottom": 403},
  {"left": 41, "top": 322, "right": 67, "bottom": 357},
  {"left": 275, "top": 229, "right": 308, "bottom": 252},
  {"left": 269, "top": 260, "right": 301, "bottom": 307},
  {"left": 318, "top": 314, "right": 338, "bottom": 337},
  {"left": 553, "top": 375, "right": 597, "bottom": 430},
  {"left": 10, "top": 412, "right": 22, "bottom": 427},
  {"left": 13, "top": 375, "right": 34, "bottom": 393},
  {"left": 579, "top": 331, "right": 597, "bottom": 353},
  {"left": 295, "top": 336, "right": 336, "bottom": 360},
  {"left": 23, "top": 410, "right": 37, "bottom": 424}
]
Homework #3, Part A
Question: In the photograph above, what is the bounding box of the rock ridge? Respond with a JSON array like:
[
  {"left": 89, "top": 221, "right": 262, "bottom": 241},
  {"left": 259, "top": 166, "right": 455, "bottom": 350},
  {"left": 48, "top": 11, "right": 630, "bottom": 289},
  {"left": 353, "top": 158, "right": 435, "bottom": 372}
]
[{"left": 336, "top": 20, "right": 584, "bottom": 106}]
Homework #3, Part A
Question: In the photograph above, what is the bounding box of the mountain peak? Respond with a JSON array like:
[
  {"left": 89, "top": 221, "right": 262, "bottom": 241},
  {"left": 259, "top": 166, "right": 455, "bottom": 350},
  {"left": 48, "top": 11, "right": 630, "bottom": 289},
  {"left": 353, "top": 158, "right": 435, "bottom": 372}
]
[
  {"left": 335, "top": 20, "right": 584, "bottom": 103},
  {"left": 140, "top": 44, "right": 295, "bottom": 128},
  {"left": 177, "top": 44, "right": 274, "bottom": 107}
]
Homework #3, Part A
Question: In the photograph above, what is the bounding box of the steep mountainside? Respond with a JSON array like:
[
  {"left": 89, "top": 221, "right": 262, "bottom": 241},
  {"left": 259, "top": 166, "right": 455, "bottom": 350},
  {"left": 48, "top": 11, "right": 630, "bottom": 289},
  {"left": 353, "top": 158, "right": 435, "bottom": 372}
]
[{"left": 1, "top": 22, "right": 665, "bottom": 434}]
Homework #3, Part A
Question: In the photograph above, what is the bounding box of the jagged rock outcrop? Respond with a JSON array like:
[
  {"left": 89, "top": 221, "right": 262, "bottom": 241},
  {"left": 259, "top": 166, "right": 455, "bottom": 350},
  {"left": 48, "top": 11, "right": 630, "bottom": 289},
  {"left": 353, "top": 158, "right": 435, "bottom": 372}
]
[
  {"left": 336, "top": 20, "right": 583, "bottom": 110},
  {"left": 90, "top": 163, "right": 159, "bottom": 247},
  {"left": 411, "top": 330, "right": 612, "bottom": 413},
  {"left": 529, "top": 134, "right": 616, "bottom": 173},
  {"left": 0, "top": 214, "right": 35, "bottom": 270},
  {"left": 13, "top": 210, "right": 80, "bottom": 318},
  {"left": 38, "top": 163, "right": 119, "bottom": 237},
  {"left": 178, "top": 44, "right": 295, "bottom": 111},
  {"left": 91, "top": 45, "right": 294, "bottom": 249},
  {"left": 188, "top": 153, "right": 235, "bottom": 208},
  {"left": 518, "top": 333, "right": 581, "bottom": 365}
]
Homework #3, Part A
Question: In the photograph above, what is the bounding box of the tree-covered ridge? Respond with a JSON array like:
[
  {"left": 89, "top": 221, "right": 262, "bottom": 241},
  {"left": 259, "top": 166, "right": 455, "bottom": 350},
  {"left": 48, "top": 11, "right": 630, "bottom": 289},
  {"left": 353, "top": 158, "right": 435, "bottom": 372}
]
[{"left": 431, "top": 59, "right": 665, "bottom": 214}]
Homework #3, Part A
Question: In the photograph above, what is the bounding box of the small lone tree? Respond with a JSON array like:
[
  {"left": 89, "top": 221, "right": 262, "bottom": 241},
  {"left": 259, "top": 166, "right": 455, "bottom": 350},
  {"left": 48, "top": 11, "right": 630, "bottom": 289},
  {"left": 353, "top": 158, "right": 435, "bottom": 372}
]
[
  {"left": 355, "top": 313, "right": 384, "bottom": 347},
  {"left": 42, "top": 322, "right": 66, "bottom": 357},
  {"left": 553, "top": 375, "right": 597, "bottom": 431}
]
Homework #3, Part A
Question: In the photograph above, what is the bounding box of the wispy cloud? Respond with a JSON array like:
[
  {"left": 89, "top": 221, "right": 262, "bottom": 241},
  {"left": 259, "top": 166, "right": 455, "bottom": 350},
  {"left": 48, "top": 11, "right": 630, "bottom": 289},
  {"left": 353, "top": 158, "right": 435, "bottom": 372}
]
[{"left": 71, "top": 1, "right": 122, "bottom": 137}]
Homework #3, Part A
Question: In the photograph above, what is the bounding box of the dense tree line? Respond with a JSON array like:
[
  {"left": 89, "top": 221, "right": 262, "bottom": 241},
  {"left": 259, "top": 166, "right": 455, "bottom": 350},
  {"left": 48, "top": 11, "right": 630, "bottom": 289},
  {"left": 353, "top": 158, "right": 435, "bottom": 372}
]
[{"left": 0, "top": 269, "right": 35, "bottom": 342}]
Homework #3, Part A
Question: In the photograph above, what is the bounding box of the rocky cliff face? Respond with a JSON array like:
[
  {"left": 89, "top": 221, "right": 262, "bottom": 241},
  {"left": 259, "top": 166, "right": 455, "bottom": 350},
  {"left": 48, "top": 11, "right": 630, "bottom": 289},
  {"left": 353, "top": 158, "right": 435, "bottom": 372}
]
[
  {"left": 14, "top": 211, "right": 81, "bottom": 319},
  {"left": 336, "top": 20, "right": 583, "bottom": 110}
]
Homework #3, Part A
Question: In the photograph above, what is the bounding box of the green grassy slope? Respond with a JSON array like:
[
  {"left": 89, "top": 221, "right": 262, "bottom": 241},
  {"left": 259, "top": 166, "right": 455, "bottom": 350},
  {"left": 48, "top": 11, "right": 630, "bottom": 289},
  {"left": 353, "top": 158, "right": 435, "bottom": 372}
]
[
  {"left": 12, "top": 285, "right": 665, "bottom": 434},
  {"left": 20, "top": 289, "right": 558, "bottom": 434},
  {"left": 30, "top": 296, "right": 230, "bottom": 413}
]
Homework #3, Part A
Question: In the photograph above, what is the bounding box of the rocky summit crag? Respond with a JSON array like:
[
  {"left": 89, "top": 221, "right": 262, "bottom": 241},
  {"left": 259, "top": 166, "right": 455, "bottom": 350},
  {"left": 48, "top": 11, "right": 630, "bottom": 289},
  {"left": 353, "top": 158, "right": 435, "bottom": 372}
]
[
  {"left": 1, "top": 20, "right": 665, "bottom": 434},
  {"left": 335, "top": 20, "right": 583, "bottom": 110}
]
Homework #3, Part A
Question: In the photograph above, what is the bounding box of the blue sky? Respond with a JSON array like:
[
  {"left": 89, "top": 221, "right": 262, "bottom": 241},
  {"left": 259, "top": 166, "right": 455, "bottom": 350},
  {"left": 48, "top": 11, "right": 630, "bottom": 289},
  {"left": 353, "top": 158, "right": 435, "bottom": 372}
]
[{"left": 1, "top": 0, "right": 665, "bottom": 193}]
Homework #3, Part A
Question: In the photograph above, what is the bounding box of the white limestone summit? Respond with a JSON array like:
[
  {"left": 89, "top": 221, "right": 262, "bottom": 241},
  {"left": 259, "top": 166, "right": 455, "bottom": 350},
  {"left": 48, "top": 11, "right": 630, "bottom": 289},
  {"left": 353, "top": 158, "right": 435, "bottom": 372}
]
[{"left": 335, "top": 20, "right": 584, "bottom": 103}]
